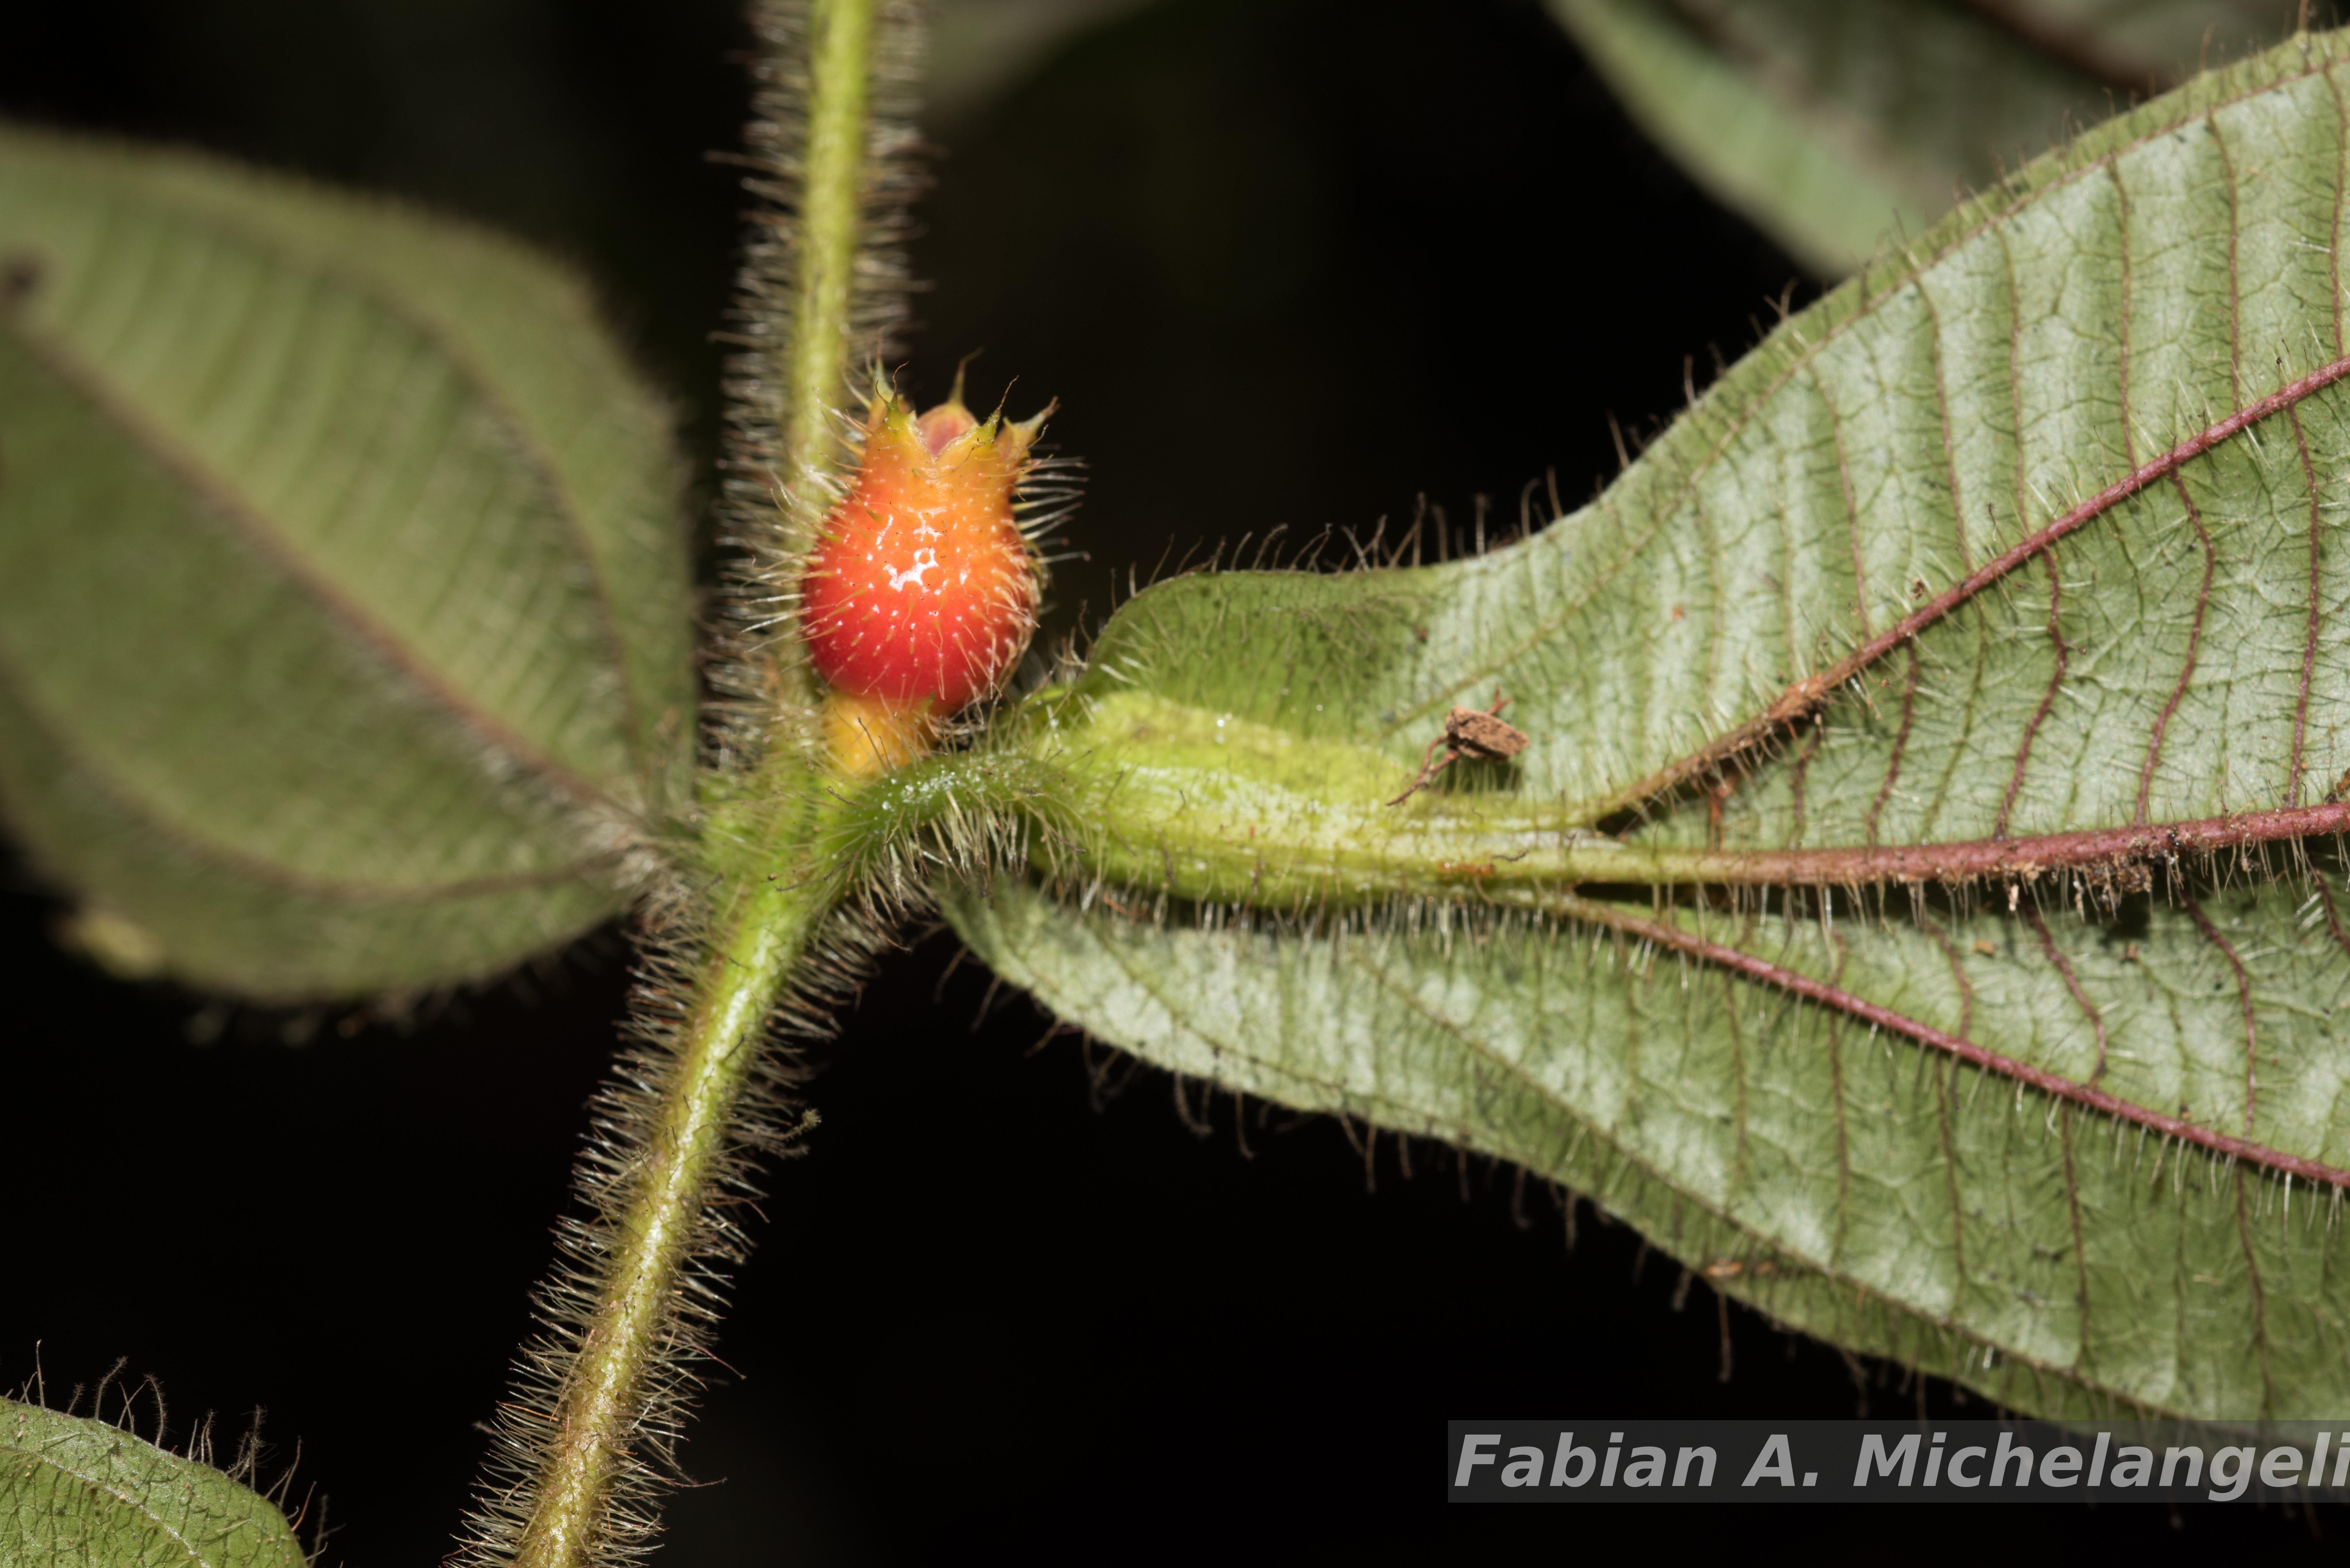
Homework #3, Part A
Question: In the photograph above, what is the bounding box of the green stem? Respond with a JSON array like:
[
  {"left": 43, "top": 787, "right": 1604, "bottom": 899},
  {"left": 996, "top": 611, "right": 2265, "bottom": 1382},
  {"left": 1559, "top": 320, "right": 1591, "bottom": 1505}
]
[
  {"left": 488, "top": 3, "right": 887, "bottom": 1559},
  {"left": 777, "top": 0, "right": 876, "bottom": 546},
  {"left": 513, "top": 791, "right": 836, "bottom": 1567},
  {"left": 982, "top": 687, "right": 2271, "bottom": 910}
]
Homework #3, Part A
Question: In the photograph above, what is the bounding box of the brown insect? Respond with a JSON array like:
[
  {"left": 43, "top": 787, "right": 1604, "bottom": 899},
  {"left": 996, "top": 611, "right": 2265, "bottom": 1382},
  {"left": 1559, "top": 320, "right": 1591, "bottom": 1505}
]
[
  {"left": 1386, "top": 691, "right": 1530, "bottom": 805},
  {"left": 0, "top": 252, "right": 42, "bottom": 313}
]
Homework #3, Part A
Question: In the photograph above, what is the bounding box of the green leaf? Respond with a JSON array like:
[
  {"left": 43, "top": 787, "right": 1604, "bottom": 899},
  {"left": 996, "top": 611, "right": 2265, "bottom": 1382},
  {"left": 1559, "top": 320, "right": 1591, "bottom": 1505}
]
[
  {"left": 926, "top": 0, "right": 1155, "bottom": 124},
  {"left": 944, "top": 31, "right": 2350, "bottom": 1421},
  {"left": 0, "top": 1399, "right": 305, "bottom": 1568},
  {"left": 1548, "top": 0, "right": 2311, "bottom": 275},
  {"left": 0, "top": 124, "right": 695, "bottom": 1001},
  {"left": 951, "top": 878, "right": 2350, "bottom": 1423}
]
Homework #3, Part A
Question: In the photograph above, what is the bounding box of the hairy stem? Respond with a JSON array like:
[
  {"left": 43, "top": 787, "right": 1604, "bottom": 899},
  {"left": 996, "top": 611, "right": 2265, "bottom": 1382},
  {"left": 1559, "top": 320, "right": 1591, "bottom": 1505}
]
[
  {"left": 777, "top": 0, "right": 876, "bottom": 547},
  {"left": 982, "top": 690, "right": 2350, "bottom": 909},
  {"left": 514, "top": 818, "right": 830, "bottom": 1568},
  {"left": 469, "top": 3, "right": 893, "bottom": 1561}
]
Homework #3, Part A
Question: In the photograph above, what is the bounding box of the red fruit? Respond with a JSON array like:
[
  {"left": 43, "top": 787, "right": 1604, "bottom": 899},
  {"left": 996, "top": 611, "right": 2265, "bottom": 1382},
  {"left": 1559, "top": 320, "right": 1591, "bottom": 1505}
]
[{"left": 801, "top": 388, "right": 1045, "bottom": 712}]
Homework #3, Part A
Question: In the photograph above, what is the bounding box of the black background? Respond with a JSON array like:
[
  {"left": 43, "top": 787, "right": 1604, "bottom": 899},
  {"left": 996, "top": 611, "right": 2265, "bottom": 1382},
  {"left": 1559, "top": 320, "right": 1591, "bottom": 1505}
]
[{"left": 0, "top": 0, "right": 2335, "bottom": 1561}]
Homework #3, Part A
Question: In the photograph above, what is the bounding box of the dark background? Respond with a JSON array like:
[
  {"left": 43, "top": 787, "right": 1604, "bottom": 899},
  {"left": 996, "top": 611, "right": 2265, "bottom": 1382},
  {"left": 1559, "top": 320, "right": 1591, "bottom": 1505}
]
[{"left": 0, "top": 0, "right": 2333, "bottom": 1561}]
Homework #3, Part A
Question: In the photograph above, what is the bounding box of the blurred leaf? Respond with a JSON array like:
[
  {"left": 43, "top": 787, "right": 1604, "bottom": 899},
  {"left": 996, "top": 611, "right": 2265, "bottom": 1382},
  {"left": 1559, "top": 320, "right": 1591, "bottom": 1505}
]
[
  {"left": 0, "top": 1398, "right": 305, "bottom": 1568},
  {"left": 0, "top": 124, "right": 696, "bottom": 1002},
  {"left": 950, "top": 32, "right": 2350, "bottom": 1421},
  {"left": 1547, "top": 0, "right": 2311, "bottom": 275},
  {"left": 926, "top": 0, "right": 1156, "bottom": 124}
]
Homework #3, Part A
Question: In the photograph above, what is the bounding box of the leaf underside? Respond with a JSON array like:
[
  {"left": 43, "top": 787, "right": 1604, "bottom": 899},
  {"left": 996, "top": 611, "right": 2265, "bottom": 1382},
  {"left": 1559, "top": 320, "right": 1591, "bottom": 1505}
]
[
  {"left": 1547, "top": 0, "right": 2312, "bottom": 276},
  {"left": 948, "top": 30, "right": 2350, "bottom": 1422},
  {"left": 0, "top": 1399, "right": 304, "bottom": 1568},
  {"left": 0, "top": 125, "right": 696, "bottom": 1000}
]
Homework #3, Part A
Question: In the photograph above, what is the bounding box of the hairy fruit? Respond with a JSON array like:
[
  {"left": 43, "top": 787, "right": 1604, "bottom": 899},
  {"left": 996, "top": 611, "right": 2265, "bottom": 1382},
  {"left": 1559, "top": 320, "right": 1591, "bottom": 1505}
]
[{"left": 801, "top": 387, "right": 1046, "bottom": 715}]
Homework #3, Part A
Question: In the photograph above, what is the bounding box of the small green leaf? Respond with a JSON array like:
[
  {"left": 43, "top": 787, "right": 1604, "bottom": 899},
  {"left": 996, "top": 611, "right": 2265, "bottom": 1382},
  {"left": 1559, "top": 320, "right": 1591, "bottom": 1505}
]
[
  {"left": 1548, "top": 0, "right": 2309, "bottom": 275},
  {"left": 0, "top": 125, "right": 696, "bottom": 1001},
  {"left": 0, "top": 1399, "right": 305, "bottom": 1568},
  {"left": 948, "top": 31, "right": 2350, "bottom": 1421}
]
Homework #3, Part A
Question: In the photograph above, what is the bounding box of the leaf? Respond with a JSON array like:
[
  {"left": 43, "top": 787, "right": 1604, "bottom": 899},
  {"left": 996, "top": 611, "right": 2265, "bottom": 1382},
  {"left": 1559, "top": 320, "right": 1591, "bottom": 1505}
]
[
  {"left": 942, "top": 31, "right": 2350, "bottom": 1421},
  {"left": 952, "top": 878, "right": 2350, "bottom": 1422},
  {"left": 927, "top": 0, "right": 1156, "bottom": 124},
  {"left": 1547, "top": 0, "right": 2312, "bottom": 275},
  {"left": 0, "top": 124, "right": 696, "bottom": 1002},
  {"left": 0, "top": 1399, "right": 305, "bottom": 1568}
]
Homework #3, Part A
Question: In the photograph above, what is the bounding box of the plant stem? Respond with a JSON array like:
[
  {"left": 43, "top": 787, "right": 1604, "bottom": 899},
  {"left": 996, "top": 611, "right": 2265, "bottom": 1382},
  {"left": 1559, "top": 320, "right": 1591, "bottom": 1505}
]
[
  {"left": 479, "top": 6, "right": 889, "bottom": 1558},
  {"left": 514, "top": 794, "right": 834, "bottom": 1568},
  {"left": 777, "top": 0, "right": 876, "bottom": 546}
]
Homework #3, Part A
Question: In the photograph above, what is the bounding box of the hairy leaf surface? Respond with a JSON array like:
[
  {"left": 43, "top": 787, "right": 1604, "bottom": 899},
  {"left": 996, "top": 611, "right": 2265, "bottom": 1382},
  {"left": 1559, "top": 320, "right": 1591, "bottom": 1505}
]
[
  {"left": 1549, "top": 0, "right": 2312, "bottom": 275},
  {"left": 946, "top": 32, "right": 2350, "bottom": 1420},
  {"left": 0, "top": 125, "right": 695, "bottom": 1000},
  {"left": 0, "top": 1399, "right": 304, "bottom": 1568},
  {"left": 951, "top": 877, "right": 2350, "bottom": 1422}
]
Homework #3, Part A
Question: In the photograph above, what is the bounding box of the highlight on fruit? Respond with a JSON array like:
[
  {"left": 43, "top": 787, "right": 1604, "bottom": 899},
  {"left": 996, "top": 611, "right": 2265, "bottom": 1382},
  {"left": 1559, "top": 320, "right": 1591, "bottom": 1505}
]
[{"left": 800, "top": 380, "right": 1051, "bottom": 775}]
